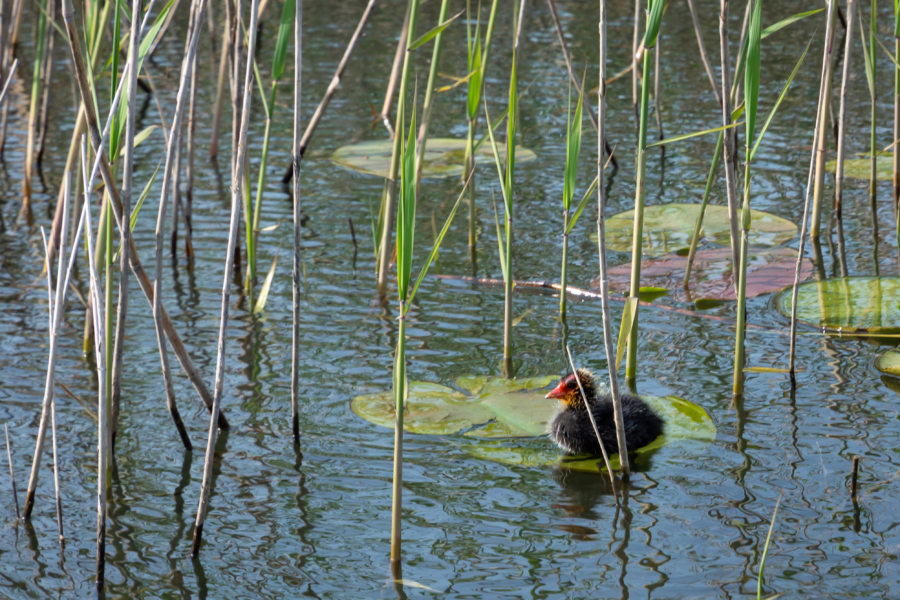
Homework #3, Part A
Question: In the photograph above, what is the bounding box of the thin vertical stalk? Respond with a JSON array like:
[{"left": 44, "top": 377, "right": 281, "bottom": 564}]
[
  {"left": 625, "top": 47, "right": 652, "bottom": 385},
  {"left": 894, "top": 0, "right": 900, "bottom": 219},
  {"left": 291, "top": 0, "right": 303, "bottom": 442},
  {"left": 810, "top": 0, "right": 837, "bottom": 240},
  {"left": 865, "top": 0, "right": 875, "bottom": 209},
  {"left": 376, "top": 0, "right": 421, "bottom": 294},
  {"left": 685, "top": 0, "right": 721, "bottom": 102},
  {"left": 653, "top": 36, "right": 664, "bottom": 148},
  {"left": 379, "top": 8, "right": 410, "bottom": 137},
  {"left": 22, "top": 0, "right": 49, "bottom": 218},
  {"left": 631, "top": 0, "right": 641, "bottom": 127},
  {"left": 719, "top": 0, "right": 741, "bottom": 279},
  {"left": 732, "top": 0, "right": 761, "bottom": 397},
  {"left": 81, "top": 141, "right": 109, "bottom": 593},
  {"left": 153, "top": 0, "right": 206, "bottom": 452},
  {"left": 414, "top": 0, "right": 450, "bottom": 188},
  {"left": 833, "top": 0, "right": 855, "bottom": 221},
  {"left": 192, "top": 0, "right": 255, "bottom": 558},
  {"left": 596, "top": 0, "right": 629, "bottom": 473},
  {"left": 209, "top": 8, "right": 231, "bottom": 160},
  {"left": 5, "top": 424, "right": 18, "bottom": 519}
]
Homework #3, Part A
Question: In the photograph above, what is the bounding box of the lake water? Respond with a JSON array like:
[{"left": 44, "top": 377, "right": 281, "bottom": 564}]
[{"left": 0, "top": 0, "right": 898, "bottom": 597}]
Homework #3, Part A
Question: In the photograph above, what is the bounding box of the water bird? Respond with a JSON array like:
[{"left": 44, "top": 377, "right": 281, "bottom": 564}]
[{"left": 545, "top": 369, "right": 664, "bottom": 455}]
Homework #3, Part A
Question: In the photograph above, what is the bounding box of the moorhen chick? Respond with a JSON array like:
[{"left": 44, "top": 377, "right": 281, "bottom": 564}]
[{"left": 545, "top": 369, "right": 664, "bottom": 455}]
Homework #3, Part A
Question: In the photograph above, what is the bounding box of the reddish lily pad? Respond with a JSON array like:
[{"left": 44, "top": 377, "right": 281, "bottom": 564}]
[
  {"left": 599, "top": 247, "right": 812, "bottom": 302},
  {"left": 776, "top": 276, "right": 900, "bottom": 333},
  {"left": 601, "top": 203, "right": 797, "bottom": 257},
  {"left": 331, "top": 137, "right": 537, "bottom": 178}
]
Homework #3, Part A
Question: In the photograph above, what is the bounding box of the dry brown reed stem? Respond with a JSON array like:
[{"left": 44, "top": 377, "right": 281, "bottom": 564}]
[
  {"left": 380, "top": 6, "right": 410, "bottom": 137},
  {"left": 684, "top": 0, "right": 720, "bottom": 102},
  {"left": 833, "top": 0, "right": 856, "bottom": 221},
  {"left": 183, "top": 57, "right": 197, "bottom": 259},
  {"left": 895, "top": 35, "right": 900, "bottom": 206},
  {"left": 111, "top": 0, "right": 143, "bottom": 449},
  {"left": 291, "top": 0, "right": 303, "bottom": 443},
  {"left": 0, "top": 0, "right": 24, "bottom": 154},
  {"left": 35, "top": 0, "right": 55, "bottom": 164},
  {"left": 58, "top": 0, "right": 229, "bottom": 431},
  {"left": 0, "top": 58, "right": 16, "bottom": 104},
  {"left": 4, "top": 424, "right": 18, "bottom": 519},
  {"left": 850, "top": 456, "right": 860, "bottom": 499},
  {"left": 192, "top": 0, "right": 254, "bottom": 558},
  {"left": 209, "top": 7, "right": 231, "bottom": 160},
  {"left": 565, "top": 345, "right": 620, "bottom": 504},
  {"left": 152, "top": 0, "right": 204, "bottom": 452},
  {"left": 811, "top": 0, "right": 837, "bottom": 240},
  {"left": 789, "top": 19, "right": 832, "bottom": 378},
  {"left": 22, "top": 173, "right": 76, "bottom": 522},
  {"left": 81, "top": 145, "right": 109, "bottom": 593},
  {"left": 596, "top": 0, "right": 629, "bottom": 477},
  {"left": 718, "top": 0, "right": 740, "bottom": 284},
  {"left": 545, "top": 0, "right": 616, "bottom": 167}
]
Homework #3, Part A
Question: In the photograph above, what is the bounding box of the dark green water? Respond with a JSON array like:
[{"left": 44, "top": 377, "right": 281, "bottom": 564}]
[{"left": 1, "top": 1, "right": 898, "bottom": 597}]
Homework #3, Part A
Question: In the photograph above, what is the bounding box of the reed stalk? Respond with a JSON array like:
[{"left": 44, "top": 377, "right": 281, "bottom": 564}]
[
  {"left": 757, "top": 494, "right": 782, "bottom": 599},
  {"left": 291, "top": 0, "right": 303, "bottom": 443},
  {"left": 894, "top": 1, "right": 900, "bottom": 215},
  {"left": 719, "top": 0, "right": 741, "bottom": 280},
  {"left": 625, "top": 0, "right": 663, "bottom": 386},
  {"left": 245, "top": 0, "right": 295, "bottom": 293},
  {"left": 685, "top": 0, "right": 721, "bottom": 101},
  {"left": 4, "top": 424, "right": 18, "bottom": 519},
  {"left": 864, "top": 0, "right": 876, "bottom": 209},
  {"left": 209, "top": 7, "right": 231, "bottom": 160},
  {"left": 22, "top": 0, "right": 49, "bottom": 219},
  {"left": 60, "top": 0, "right": 228, "bottom": 430},
  {"left": 559, "top": 83, "right": 584, "bottom": 318},
  {"left": 80, "top": 139, "right": 109, "bottom": 592},
  {"left": 732, "top": 0, "right": 761, "bottom": 397},
  {"left": 810, "top": 0, "right": 837, "bottom": 240},
  {"left": 413, "top": 0, "right": 451, "bottom": 188},
  {"left": 376, "top": 0, "right": 421, "bottom": 295},
  {"left": 192, "top": 0, "right": 253, "bottom": 558},
  {"left": 379, "top": 8, "right": 410, "bottom": 137},
  {"left": 153, "top": 0, "right": 208, "bottom": 453},
  {"left": 0, "top": 0, "right": 24, "bottom": 155},
  {"left": 463, "top": 0, "right": 499, "bottom": 263},
  {"left": 833, "top": 0, "right": 856, "bottom": 221}
]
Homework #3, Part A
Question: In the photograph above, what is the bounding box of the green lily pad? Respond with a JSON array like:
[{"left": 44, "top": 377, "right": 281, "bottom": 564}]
[
  {"left": 351, "top": 376, "right": 556, "bottom": 435},
  {"left": 776, "top": 276, "right": 900, "bottom": 333},
  {"left": 464, "top": 394, "right": 716, "bottom": 473},
  {"left": 331, "top": 137, "right": 537, "bottom": 178},
  {"left": 601, "top": 204, "right": 797, "bottom": 257},
  {"left": 600, "top": 247, "right": 812, "bottom": 303},
  {"left": 826, "top": 155, "right": 893, "bottom": 180},
  {"left": 875, "top": 350, "right": 900, "bottom": 376}
]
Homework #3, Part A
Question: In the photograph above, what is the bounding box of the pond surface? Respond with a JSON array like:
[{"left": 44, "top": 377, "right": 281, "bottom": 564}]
[{"left": 1, "top": 0, "right": 899, "bottom": 598}]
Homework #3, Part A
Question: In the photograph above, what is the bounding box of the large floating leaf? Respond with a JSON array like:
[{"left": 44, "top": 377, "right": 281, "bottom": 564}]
[
  {"left": 331, "top": 137, "right": 537, "bottom": 178},
  {"left": 352, "top": 376, "right": 715, "bottom": 473},
  {"left": 464, "top": 394, "right": 716, "bottom": 473},
  {"left": 875, "top": 350, "right": 900, "bottom": 377},
  {"left": 826, "top": 155, "right": 892, "bottom": 180},
  {"left": 351, "top": 376, "right": 556, "bottom": 435},
  {"left": 776, "top": 276, "right": 900, "bottom": 333},
  {"left": 602, "top": 204, "right": 797, "bottom": 257},
  {"left": 600, "top": 247, "right": 812, "bottom": 302}
]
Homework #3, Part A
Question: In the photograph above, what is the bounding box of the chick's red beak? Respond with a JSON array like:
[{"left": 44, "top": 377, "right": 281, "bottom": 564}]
[{"left": 545, "top": 380, "right": 568, "bottom": 399}]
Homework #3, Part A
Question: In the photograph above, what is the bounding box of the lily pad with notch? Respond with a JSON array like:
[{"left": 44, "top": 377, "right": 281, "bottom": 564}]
[
  {"left": 600, "top": 203, "right": 797, "bottom": 257},
  {"left": 775, "top": 276, "right": 900, "bottom": 334}
]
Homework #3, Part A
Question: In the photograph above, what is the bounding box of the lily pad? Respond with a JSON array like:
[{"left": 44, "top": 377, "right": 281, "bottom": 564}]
[
  {"left": 464, "top": 394, "right": 716, "bottom": 473},
  {"left": 600, "top": 247, "right": 812, "bottom": 302},
  {"left": 601, "top": 204, "right": 797, "bottom": 257},
  {"left": 826, "top": 155, "right": 892, "bottom": 180},
  {"left": 776, "top": 276, "right": 900, "bottom": 333},
  {"left": 875, "top": 350, "right": 900, "bottom": 377},
  {"left": 352, "top": 376, "right": 715, "bottom": 473},
  {"left": 351, "top": 376, "right": 556, "bottom": 436},
  {"left": 331, "top": 137, "right": 537, "bottom": 178}
]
